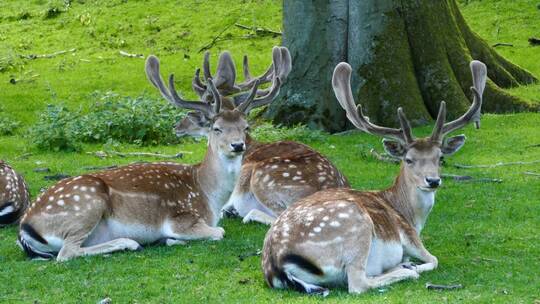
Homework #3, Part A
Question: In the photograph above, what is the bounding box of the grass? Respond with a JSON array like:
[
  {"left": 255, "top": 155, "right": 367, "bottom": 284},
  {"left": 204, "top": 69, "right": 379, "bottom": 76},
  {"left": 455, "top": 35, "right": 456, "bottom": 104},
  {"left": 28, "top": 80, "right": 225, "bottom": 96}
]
[{"left": 0, "top": 0, "right": 539, "bottom": 303}]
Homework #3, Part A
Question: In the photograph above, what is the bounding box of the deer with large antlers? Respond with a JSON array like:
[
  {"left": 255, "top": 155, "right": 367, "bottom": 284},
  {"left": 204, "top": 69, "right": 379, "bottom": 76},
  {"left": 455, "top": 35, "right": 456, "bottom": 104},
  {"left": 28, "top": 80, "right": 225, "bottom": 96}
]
[
  {"left": 17, "top": 51, "right": 281, "bottom": 261},
  {"left": 176, "top": 47, "right": 349, "bottom": 225},
  {"left": 262, "top": 60, "right": 487, "bottom": 295},
  {"left": 0, "top": 161, "right": 30, "bottom": 227}
]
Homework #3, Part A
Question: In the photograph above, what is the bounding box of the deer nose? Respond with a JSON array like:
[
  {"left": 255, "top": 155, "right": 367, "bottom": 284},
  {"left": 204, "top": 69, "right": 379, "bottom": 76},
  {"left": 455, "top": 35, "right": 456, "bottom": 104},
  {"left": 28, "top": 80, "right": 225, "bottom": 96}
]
[
  {"left": 231, "top": 142, "right": 245, "bottom": 152},
  {"left": 425, "top": 177, "right": 441, "bottom": 188}
]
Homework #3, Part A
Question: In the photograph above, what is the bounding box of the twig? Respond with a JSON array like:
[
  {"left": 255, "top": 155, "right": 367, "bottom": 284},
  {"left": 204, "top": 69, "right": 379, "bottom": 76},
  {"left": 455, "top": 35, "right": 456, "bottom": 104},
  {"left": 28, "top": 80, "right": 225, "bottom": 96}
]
[
  {"left": 333, "top": 129, "right": 361, "bottom": 136},
  {"left": 20, "top": 48, "right": 76, "bottom": 60},
  {"left": 529, "top": 37, "right": 540, "bottom": 46},
  {"left": 198, "top": 22, "right": 236, "bottom": 53},
  {"left": 524, "top": 171, "right": 540, "bottom": 177},
  {"left": 454, "top": 160, "right": 540, "bottom": 169},
  {"left": 15, "top": 153, "right": 33, "bottom": 160},
  {"left": 441, "top": 174, "right": 502, "bottom": 183},
  {"left": 525, "top": 143, "right": 540, "bottom": 148},
  {"left": 119, "top": 50, "right": 144, "bottom": 58},
  {"left": 87, "top": 151, "right": 191, "bottom": 159},
  {"left": 44, "top": 174, "right": 71, "bottom": 181},
  {"left": 234, "top": 23, "right": 282, "bottom": 36},
  {"left": 492, "top": 42, "right": 513, "bottom": 47},
  {"left": 33, "top": 167, "right": 51, "bottom": 173},
  {"left": 370, "top": 149, "right": 399, "bottom": 164},
  {"left": 83, "top": 165, "right": 118, "bottom": 171},
  {"left": 426, "top": 283, "right": 463, "bottom": 291}
]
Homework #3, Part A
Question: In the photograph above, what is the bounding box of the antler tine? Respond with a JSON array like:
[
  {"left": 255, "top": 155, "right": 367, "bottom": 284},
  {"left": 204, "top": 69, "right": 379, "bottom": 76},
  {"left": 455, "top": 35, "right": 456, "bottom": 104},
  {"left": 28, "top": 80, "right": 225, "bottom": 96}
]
[
  {"left": 242, "top": 55, "right": 252, "bottom": 81},
  {"left": 277, "top": 46, "right": 292, "bottom": 81},
  {"left": 441, "top": 60, "right": 487, "bottom": 136},
  {"left": 168, "top": 74, "right": 214, "bottom": 116},
  {"left": 147, "top": 55, "right": 209, "bottom": 115},
  {"left": 332, "top": 62, "right": 407, "bottom": 143},
  {"left": 236, "top": 79, "right": 261, "bottom": 113},
  {"left": 214, "top": 51, "right": 237, "bottom": 92},
  {"left": 145, "top": 56, "right": 174, "bottom": 98},
  {"left": 192, "top": 68, "right": 207, "bottom": 98},
  {"left": 236, "top": 47, "right": 278, "bottom": 91},
  {"left": 205, "top": 78, "right": 222, "bottom": 114},
  {"left": 203, "top": 51, "right": 212, "bottom": 81},
  {"left": 429, "top": 101, "right": 447, "bottom": 142},
  {"left": 397, "top": 108, "right": 414, "bottom": 144}
]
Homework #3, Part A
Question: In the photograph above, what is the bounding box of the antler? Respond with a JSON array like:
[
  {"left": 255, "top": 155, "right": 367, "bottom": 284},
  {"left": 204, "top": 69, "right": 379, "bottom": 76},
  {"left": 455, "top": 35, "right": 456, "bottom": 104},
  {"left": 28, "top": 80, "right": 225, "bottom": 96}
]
[
  {"left": 430, "top": 60, "right": 487, "bottom": 142},
  {"left": 191, "top": 46, "right": 291, "bottom": 98},
  {"left": 332, "top": 62, "right": 414, "bottom": 145},
  {"left": 145, "top": 55, "right": 217, "bottom": 117}
]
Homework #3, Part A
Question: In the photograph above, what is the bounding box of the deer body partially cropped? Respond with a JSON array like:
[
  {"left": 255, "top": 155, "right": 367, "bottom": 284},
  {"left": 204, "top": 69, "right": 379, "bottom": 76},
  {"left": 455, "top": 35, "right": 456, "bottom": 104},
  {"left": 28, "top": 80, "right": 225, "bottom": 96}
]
[
  {"left": 0, "top": 161, "right": 30, "bottom": 227},
  {"left": 18, "top": 48, "right": 282, "bottom": 261},
  {"left": 262, "top": 61, "right": 487, "bottom": 295},
  {"left": 178, "top": 48, "right": 349, "bottom": 225}
]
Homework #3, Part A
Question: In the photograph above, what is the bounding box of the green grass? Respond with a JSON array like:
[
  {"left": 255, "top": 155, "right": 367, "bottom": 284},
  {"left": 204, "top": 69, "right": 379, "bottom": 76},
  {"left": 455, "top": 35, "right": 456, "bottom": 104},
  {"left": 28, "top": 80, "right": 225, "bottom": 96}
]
[{"left": 0, "top": 0, "right": 539, "bottom": 303}]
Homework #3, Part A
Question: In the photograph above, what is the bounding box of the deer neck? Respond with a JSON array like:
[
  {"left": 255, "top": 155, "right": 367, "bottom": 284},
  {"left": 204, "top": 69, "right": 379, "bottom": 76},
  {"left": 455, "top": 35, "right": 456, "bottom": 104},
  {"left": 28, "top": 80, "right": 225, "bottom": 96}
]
[
  {"left": 196, "top": 145, "right": 242, "bottom": 223},
  {"left": 382, "top": 166, "right": 436, "bottom": 234}
]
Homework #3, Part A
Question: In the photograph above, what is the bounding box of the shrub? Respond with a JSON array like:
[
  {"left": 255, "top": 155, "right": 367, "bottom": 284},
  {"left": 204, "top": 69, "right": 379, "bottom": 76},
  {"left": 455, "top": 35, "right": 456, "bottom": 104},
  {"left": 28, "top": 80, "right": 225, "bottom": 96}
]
[
  {"left": 73, "top": 93, "right": 182, "bottom": 145},
  {"left": 28, "top": 104, "right": 82, "bottom": 151},
  {"left": 0, "top": 115, "right": 20, "bottom": 136},
  {"left": 28, "top": 93, "right": 183, "bottom": 151},
  {"left": 251, "top": 122, "right": 326, "bottom": 143}
]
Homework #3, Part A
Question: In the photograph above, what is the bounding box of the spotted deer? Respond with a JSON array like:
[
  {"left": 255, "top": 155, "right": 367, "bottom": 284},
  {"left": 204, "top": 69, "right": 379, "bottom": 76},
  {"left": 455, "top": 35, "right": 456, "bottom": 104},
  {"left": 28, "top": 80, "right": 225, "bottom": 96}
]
[
  {"left": 262, "top": 60, "right": 487, "bottom": 295},
  {"left": 177, "top": 47, "right": 349, "bottom": 225},
  {"left": 0, "top": 161, "right": 30, "bottom": 227},
  {"left": 17, "top": 53, "right": 281, "bottom": 261}
]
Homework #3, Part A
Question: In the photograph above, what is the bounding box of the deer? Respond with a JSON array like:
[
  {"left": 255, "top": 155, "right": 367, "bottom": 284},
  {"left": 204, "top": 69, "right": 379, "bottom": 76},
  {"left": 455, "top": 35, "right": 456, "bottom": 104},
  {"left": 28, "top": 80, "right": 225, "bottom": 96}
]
[
  {"left": 176, "top": 47, "right": 350, "bottom": 225},
  {"left": 0, "top": 161, "right": 30, "bottom": 227},
  {"left": 17, "top": 51, "right": 281, "bottom": 261},
  {"left": 262, "top": 60, "right": 487, "bottom": 296}
]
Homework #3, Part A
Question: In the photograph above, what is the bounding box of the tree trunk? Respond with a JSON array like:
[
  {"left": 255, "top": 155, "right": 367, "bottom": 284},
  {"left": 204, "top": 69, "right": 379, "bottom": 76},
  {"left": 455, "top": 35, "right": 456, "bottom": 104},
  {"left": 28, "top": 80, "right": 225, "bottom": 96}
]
[{"left": 266, "top": 0, "right": 538, "bottom": 132}]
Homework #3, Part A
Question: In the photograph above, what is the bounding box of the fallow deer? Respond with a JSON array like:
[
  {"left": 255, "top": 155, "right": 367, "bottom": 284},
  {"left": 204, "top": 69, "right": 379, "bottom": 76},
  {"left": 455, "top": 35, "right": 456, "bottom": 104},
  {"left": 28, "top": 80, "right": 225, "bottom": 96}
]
[
  {"left": 262, "top": 60, "right": 487, "bottom": 295},
  {"left": 17, "top": 52, "right": 281, "bottom": 261},
  {"left": 177, "top": 47, "right": 349, "bottom": 225},
  {"left": 0, "top": 161, "right": 30, "bottom": 227}
]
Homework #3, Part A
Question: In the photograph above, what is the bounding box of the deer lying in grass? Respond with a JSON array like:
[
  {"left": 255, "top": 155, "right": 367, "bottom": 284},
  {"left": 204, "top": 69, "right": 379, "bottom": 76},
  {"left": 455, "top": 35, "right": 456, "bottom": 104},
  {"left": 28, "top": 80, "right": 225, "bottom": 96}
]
[
  {"left": 177, "top": 47, "right": 349, "bottom": 225},
  {"left": 0, "top": 161, "right": 30, "bottom": 227},
  {"left": 17, "top": 52, "right": 281, "bottom": 261},
  {"left": 262, "top": 60, "right": 487, "bottom": 295}
]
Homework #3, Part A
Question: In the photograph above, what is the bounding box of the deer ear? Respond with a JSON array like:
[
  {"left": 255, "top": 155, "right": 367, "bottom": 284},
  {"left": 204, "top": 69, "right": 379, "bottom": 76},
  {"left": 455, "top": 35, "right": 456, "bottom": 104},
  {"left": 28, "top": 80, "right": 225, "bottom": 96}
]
[
  {"left": 441, "top": 135, "right": 466, "bottom": 155},
  {"left": 382, "top": 139, "right": 406, "bottom": 158}
]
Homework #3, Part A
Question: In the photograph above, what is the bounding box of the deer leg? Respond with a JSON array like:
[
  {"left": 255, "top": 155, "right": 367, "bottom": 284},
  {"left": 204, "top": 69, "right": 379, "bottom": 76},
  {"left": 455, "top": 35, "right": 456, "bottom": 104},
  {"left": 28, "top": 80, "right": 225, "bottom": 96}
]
[
  {"left": 242, "top": 209, "right": 276, "bottom": 225},
  {"left": 346, "top": 231, "right": 418, "bottom": 294},
  {"left": 403, "top": 241, "right": 438, "bottom": 274},
  {"left": 57, "top": 237, "right": 141, "bottom": 261},
  {"left": 166, "top": 219, "right": 225, "bottom": 241}
]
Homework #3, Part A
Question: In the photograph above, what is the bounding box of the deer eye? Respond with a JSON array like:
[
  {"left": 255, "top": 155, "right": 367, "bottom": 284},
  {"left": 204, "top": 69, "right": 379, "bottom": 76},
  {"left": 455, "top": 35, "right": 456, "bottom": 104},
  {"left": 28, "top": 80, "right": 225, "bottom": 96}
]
[
  {"left": 405, "top": 158, "right": 414, "bottom": 165},
  {"left": 245, "top": 126, "right": 250, "bottom": 132},
  {"left": 213, "top": 127, "right": 222, "bottom": 134}
]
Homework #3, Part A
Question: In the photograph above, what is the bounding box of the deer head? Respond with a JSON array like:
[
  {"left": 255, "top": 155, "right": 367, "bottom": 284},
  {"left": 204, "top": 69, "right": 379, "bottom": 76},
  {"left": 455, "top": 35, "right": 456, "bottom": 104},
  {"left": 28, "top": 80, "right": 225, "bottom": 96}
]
[
  {"left": 146, "top": 53, "right": 285, "bottom": 158},
  {"left": 332, "top": 61, "right": 487, "bottom": 192},
  {"left": 175, "top": 46, "right": 291, "bottom": 138}
]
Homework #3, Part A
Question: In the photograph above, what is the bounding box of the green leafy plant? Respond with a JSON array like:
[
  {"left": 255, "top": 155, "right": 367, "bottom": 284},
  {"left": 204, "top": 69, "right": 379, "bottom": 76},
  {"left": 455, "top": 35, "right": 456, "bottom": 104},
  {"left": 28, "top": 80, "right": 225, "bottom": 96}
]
[
  {"left": 251, "top": 122, "right": 326, "bottom": 143},
  {"left": 28, "top": 93, "right": 183, "bottom": 151}
]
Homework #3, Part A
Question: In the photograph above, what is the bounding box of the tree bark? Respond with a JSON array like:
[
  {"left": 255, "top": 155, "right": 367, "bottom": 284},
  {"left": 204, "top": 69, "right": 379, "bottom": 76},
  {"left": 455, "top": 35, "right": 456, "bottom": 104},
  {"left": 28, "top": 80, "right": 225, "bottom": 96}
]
[{"left": 266, "top": 0, "right": 538, "bottom": 132}]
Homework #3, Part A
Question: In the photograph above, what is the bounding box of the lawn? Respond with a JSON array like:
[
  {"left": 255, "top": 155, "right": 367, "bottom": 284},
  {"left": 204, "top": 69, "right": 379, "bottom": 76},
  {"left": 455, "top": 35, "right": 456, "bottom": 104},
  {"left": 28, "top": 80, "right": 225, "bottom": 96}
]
[{"left": 0, "top": 0, "right": 539, "bottom": 303}]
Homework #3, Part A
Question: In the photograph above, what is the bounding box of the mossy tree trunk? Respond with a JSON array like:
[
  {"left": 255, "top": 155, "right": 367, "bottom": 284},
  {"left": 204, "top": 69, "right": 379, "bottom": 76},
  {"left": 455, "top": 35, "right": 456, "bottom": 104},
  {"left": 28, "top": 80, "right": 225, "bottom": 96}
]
[{"left": 266, "top": 0, "right": 537, "bottom": 132}]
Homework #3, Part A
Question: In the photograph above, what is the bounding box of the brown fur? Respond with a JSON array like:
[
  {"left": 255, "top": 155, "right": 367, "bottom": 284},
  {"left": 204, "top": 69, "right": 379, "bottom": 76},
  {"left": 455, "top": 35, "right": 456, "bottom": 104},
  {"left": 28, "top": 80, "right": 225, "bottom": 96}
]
[{"left": 0, "top": 161, "right": 30, "bottom": 226}]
